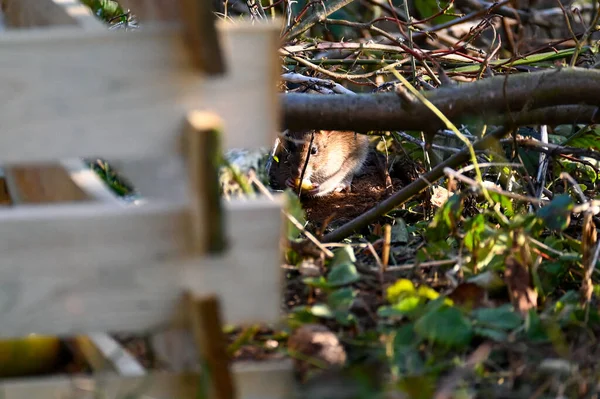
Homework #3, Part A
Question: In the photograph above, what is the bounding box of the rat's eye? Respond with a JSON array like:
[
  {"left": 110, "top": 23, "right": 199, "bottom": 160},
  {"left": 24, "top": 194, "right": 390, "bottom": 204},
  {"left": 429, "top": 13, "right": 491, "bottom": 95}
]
[{"left": 310, "top": 146, "right": 318, "bottom": 155}]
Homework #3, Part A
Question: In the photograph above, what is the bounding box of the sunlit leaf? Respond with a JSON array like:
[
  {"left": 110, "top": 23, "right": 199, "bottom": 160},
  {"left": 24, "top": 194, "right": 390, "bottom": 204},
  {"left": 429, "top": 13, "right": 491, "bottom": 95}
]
[
  {"left": 536, "top": 194, "right": 574, "bottom": 231},
  {"left": 386, "top": 279, "right": 416, "bottom": 303},
  {"left": 331, "top": 245, "right": 356, "bottom": 266},
  {"left": 310, "top": 304, "right": 334, "bottom": 318}
]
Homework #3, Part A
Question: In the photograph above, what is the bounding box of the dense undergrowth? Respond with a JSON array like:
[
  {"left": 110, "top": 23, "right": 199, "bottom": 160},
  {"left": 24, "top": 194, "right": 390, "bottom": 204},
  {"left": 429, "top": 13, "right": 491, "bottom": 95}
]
[{"left": 87, "top": 0, "right": 600, "bottom": 398}]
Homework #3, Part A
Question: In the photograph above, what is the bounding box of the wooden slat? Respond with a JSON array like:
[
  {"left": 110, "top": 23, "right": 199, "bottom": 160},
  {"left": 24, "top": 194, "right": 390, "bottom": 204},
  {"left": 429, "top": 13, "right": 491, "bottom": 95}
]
[
  {"left": 1, "top": 0, "right": 107, "bottom": 207},
  {"left": 0, "top": 197, "right": 283, "bottom": 336},
  {"left": 107, "top": 157, "right": 188, "bottom": 201},
  {"left": 59, "top": 159, "right": 125, "bottom": 205},
  {"left": 0, "top": 362, "right": 294, "bottom": 399},
  {"left": 3, "top": 164, "right": 91, "bottom": 203},
  {"left": 1, "top": 0, "right": 79, "bottom": 28},
  {"left": 186, "top": 111, "right": 225, "bottom": 254},
  {"left": 75, "top": 333, "right": 146, "bottom": 375},
  {"left": 113, "top": 0, "right": 181, "bottom": 23},
  {"left": 0, "top": 22, "right": 279, "bottom": 162},
  {"left": 53, "top": 0, "right": 107, "bottom": 30},
  {"left": 178, "top": 0, "right": 225, "bottom": 75}
]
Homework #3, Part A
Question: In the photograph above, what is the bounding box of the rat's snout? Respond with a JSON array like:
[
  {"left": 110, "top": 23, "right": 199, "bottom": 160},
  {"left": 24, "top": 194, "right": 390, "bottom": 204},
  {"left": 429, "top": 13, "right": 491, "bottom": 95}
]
[{"left": 288, "top": 162, "right": 315, "bottom": 192}]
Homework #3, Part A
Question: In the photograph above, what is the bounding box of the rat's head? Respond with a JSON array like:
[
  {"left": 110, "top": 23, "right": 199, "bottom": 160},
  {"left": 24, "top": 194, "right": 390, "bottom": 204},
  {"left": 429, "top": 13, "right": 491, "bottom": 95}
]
[{"left": 284, "top": 130, "right": 331, "bottom": 187}]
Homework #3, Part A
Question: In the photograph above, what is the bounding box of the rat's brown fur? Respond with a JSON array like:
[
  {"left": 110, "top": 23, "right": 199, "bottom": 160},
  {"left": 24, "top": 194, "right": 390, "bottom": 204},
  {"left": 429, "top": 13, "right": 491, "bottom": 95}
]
[{"left": 283, "top": 130, "right": 370, "bottom": 197}]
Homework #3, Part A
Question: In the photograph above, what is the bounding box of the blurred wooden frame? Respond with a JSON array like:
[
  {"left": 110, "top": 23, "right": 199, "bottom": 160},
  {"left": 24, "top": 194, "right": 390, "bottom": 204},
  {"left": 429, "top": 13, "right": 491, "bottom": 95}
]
[{"left": 0, "top": 1, "right": 291, "bottom": 398}]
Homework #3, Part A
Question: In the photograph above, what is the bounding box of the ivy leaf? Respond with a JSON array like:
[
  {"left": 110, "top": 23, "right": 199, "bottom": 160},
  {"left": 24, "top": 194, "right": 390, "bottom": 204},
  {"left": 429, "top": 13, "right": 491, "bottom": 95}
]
[
  {"left": 474, "top": 327, "right": 508, "bottom": 342},
  {"left": 536, "top": 194, "right": 574, "bottom": 232},
  {"left": 569, "top": 129, "right": 600, "bottom": 151},
  {"left": 328, "top": 287, "right": 357, "bottom": 313},
  {"left": 463, "top": 213, "right": 486, "bottom": 252},
  {"left": 414, "top": 305, "right": 473, "bottom": 347},
  {"left": 302, "top": 276, "right": 330, "bottom": 290},
  {"left": 327, "top": 263, "right": 360, "bottom": 287},
  {"left": 472, "top": 304, "right": 523, "bottom": 330},
  {"left": 525, "top": 309, "right": 548, "bottom": 342},
  {"left": 378, "top": 297, "right": 423, "bottom": 318},
  {"left": 331, "top": 245, "right": 356, "bottom": 266}
]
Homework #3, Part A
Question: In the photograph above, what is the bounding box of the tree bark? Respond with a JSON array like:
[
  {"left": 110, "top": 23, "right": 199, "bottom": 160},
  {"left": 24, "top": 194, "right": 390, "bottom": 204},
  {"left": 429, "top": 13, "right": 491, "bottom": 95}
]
[{"left": 281, "top": 68, "right": 600, "bottom": 132}]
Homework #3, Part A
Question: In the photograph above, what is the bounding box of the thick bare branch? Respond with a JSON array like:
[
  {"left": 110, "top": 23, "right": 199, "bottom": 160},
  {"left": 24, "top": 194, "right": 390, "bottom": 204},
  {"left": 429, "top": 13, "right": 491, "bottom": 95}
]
[{"left": 282, "top": 68, "right": 600, "bottom": 132}]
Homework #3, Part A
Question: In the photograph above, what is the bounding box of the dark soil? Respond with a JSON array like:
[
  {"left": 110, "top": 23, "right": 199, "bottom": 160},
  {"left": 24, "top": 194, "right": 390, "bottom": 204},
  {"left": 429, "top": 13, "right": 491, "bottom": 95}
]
[{"left": 269, "top": 148, "right": 423, "bottom": 228}]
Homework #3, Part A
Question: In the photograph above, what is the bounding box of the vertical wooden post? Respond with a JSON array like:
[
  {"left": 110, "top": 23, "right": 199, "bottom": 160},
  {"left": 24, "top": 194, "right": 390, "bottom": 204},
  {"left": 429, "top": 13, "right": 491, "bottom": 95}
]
[
  {"left": 186, "top": 111, "right": 226, "bottom": 254},
  {"left": 177, "top": 0, "right": 226, "bottom": 75},
  {"left": 188, "top": 293, "right": 236, "bottom": 399},
  {"left": 185, "top": 108, "right": 234, "bottom": 399}
]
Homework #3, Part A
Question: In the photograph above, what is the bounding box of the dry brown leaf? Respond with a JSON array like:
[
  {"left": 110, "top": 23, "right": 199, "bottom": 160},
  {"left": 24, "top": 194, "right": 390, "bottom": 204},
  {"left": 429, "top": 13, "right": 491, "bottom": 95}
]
[{"left": 504, "top": 256, "right": 538, "bottom": 315}]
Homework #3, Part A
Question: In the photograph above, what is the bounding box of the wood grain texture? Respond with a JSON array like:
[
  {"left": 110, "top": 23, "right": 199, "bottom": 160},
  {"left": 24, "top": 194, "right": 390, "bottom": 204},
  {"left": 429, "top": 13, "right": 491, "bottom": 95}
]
[
  {"left": 188, "top": 294, "right": 236, "bottom": 399},
  {"left": 0, "top": 22, "right": 279, "bottom": 162},
  {"left": 2, "top": 0, "right": 107, "bottom": 207},
  {"left": 178, "top": 0, "right": 225, "bottom": 75},
  {"left": 111, "top": 0, "right": 180, "bottom": 22},
  {"left": 1, "top": 0, "right": 79, "bottom": 28},
  {"left": 3, "top": 165, "right": 91, "bottom": 203},
  {"left": 52, "top": 0, "right": 106, "bottom": 30},
  {"left": 0, "top": 361, "right": 294, "bottom": 399},
  {"left": 186, "top": 111, "right": 225, "bottom": 254},
  {"left": 0, "top": 196, "right": 283, "bottom": 336},
  {"left": 73, "top": 334, "right": 146, "bottom": 375}
]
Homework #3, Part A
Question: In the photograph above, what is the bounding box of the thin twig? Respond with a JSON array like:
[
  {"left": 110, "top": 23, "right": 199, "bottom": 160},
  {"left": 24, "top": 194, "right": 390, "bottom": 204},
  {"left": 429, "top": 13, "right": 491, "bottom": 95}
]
[{"left": 249, "top": 171, "right": 335, "bottom": 258}]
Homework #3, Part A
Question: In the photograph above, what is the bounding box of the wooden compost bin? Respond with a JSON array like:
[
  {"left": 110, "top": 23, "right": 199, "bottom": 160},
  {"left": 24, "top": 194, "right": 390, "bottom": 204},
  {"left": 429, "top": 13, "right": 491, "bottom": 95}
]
[{"left": 0, "top": 0, "right": 292, "bottom": 398}]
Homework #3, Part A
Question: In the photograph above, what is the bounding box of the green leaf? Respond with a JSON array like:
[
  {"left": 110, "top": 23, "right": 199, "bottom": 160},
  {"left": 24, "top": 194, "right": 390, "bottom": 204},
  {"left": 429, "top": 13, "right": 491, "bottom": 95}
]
[
  {"left": 327, "top": 263, "right": 360, "bottom": 287},
  {"left": 472, "top": 305, "right": 522, "bottom": 330},
  {"left": 328, "top": 287, "right": 357, "bottom": 313},
  {"left": 414, "top": 305, "right": 473, "bottom": 347},
  {"left": 525, "top": 309, "right": 548, "bottom": 342},
  {"left": 378, "top": 297, "right": 423, "bottom": 318},
  {"left": 288, "top": 306, "right": 319, "bottom": 328},
  {"left": 463, "top": 214, "right": 486, "bottom": 252},
  {"left": 426, "top": 195, "right": 462, "bottom": 242},
  {"left": 392, "top": 324, "right": 419, "bottom": 348},
  {"left": 414, "top": 0, "right": 456, "bottom": 24},
  {"left": 569, "top": 128, "right": 600, "bottom": 151},
  {"left": 331, "top": 245, "right": 356, "bottom": 266},
  {"left": 310, "top": 304, "right": 334, "bottom": 318},
  {"left": 391, "top": 218, "right": 409, "bottom": 243},
  {"left": 284, "top": 190, "right": 306, "bottom": 240},
  {"left": 302, "top": 276, "right": 330, "bottom": 289},
  {"left": 536, "top": 194, "right": 574, "bottom": 231},
  {"left": 474, "top": 327, "right": 508, "bottom": 342}
]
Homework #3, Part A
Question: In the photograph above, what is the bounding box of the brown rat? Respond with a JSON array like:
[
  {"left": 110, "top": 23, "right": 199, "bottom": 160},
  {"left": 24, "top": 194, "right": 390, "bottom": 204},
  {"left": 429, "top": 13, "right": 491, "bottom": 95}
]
[{"left": 283, "top": 130, "right": 370, "bottom": 197}]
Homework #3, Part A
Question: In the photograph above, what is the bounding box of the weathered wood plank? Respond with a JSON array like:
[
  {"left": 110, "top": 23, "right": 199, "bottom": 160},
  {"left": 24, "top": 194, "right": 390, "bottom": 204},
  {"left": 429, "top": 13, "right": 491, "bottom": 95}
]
[
  {"left": 1, "top": 0, "right": 79, "bottom": 28},
  {"left": 73, "top": 333, "right": 146, "bottom": 375},
  {"left": 3, "top": 164, "right": 92, "bottom": 203},
  {"left": 0, "top": 361, "right": 294, "bottom": 399},
  {"left": 1, "top": 0, "right": 108, "bottom": 207},
  {"left": 53, "top": 0, "right": 107, "bottom": 30},
  {"left": 0, "top": 22, "right": 279, "bottom": 162},
  {"left": 0, "top": 196, "right": 283, "bottom": 336},
  {"left": 113, "top": 0, "right": 180, "bottom": 23},
  {"left": 59, "top": 159, "right": 125, "bottom": 205}
]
